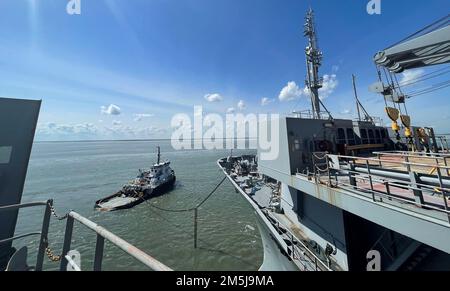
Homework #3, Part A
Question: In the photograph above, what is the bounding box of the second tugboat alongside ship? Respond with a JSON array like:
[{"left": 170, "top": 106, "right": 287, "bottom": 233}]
[{"left": 95, "top": 146, "right": 176, "bottom": 211}]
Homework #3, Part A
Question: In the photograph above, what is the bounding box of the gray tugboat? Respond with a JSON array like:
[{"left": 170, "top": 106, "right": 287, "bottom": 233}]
[{"left": 95, "top": 146, "right": 176, "bottom": 211}]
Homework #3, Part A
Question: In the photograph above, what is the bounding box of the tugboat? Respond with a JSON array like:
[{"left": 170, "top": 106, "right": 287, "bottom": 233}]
[{"left": 95, "top": 146, "right": 176, "bottom": 211}]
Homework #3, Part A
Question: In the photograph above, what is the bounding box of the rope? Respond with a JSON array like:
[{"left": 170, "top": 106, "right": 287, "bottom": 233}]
[
  {"left": 312, "top": 152, "right": 328, "bottom": 160},
  {"left": 146, "top": 204, "right": 259, "bottom": 268},
  {"left": 147, "top": 176, "right": 227, "bottom": 213}
]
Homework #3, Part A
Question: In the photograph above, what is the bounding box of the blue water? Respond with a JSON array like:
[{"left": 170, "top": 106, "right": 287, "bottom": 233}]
[{"left": 14, "top": 140, "right": 262, "bottom": 271}]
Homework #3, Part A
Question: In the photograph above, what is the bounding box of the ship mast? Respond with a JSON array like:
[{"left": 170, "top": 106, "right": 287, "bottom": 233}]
[
  {"left": 304, "top": 8, "right": 323, "bottom": 119},
  {"left": 157, "top": 146, "right": 161, "bottom": 164}
]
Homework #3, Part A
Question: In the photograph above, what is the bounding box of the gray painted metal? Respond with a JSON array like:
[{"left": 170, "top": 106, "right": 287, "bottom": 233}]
[
  {"left": 0, "top": 200, "right": 50, "bottom": 271},
  {"left": 260, "top": 164, "right": 450, "bottom": 254},
  {"left": 218, "top": 158, "right": 332, "bottom": 271},
  {"left": 374, "top": 22, "right": 450, "bottom": 72},
  {"left": 36, "top": 200, "right": 52, "bottom": 271},
  {"left": 93, "top": 235, "right": 105, "bottom": 271},
  {"left": 341, "top": 164, "right": 450, "bottom": 189},
  {"left": 0, "top": 97, "right": 41, "bottom": 268}
]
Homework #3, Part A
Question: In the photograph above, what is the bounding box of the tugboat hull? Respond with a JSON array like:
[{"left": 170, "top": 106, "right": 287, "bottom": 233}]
[{"left": 95, "top": 175, "right": 176, "bottom": 212}]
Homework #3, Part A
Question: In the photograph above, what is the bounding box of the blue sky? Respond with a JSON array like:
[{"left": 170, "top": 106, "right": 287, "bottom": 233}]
[{"left": 0, "top": 0, "right": 449, "bottom": 141}]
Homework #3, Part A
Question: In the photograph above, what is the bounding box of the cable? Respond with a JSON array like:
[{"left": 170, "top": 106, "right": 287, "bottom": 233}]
[
  {"left": 386, "top": 14, "right": 450, "bottom": 49},
  {"left": 144, "top": 180, "right": 259, "bottom": 269},
  {"left": 146, "top": 206, "right": 259, "bottom": 268},
  {"left": 406, "top": 80, "right": 450, "bottom": 98},
  {"left": 398, "top": 68, "right": 450, "bottom": 87},
  {"left": 375, "top": 65, "right": 389, "bottom": 107},
  {"left": 146, "top": 176, "right": 227, "bottom": 213}
]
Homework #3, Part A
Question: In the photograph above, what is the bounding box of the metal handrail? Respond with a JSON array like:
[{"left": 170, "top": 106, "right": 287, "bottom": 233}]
[
  {"left": 265, "top": 211, "right": 332, "bottom": 271},
  {"left": 0, "top": 200, "right": 52, "bottom": 271},
  {"left": 373, "top": 151, "right": 450, "bottom": 159},
  {"left": 320, "top": 154, "right": 450, "bottom": 223},
  {"left": 342, "top": 168, "right": 450, "bottom": 194},
  {"left": 60, "top": 211, "right": 172, "bottom": 271},
  {"left": 315, "top": 153, "right": 450, "bottom": 224},
  {"left": 0, "top": 232, "right": 42, "bottom": 245},
  {"left": 0, "top": 201, "right": 49, "bottom": 211},
  {"left": 0, "top": 200, "right": 172, "bottom": 271},
  {"left": 337, "top": 154, "right": 450, "bottom": 170},
  {"left": 336, "top": 178, "right": 450, "bottom": 215}
]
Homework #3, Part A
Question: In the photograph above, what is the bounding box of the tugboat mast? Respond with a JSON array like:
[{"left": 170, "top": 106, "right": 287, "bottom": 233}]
[
  {"left": 157, "top": 146, "right": 161, "bottom": 164},
  {"left": 304, "top": 8, "right": 323, "bottom": 119}
]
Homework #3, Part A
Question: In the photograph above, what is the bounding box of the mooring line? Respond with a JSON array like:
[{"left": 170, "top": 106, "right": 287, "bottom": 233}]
[{"left": 148, "top": 176, "right": 227, "bottom": 213}]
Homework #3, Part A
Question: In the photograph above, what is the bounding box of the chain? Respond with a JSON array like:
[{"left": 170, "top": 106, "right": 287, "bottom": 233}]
[
  {"left": 48, "top": 202, "right": 70, "bottom": 221},
  {"left": 43, "top": 201, "right": 71, "bottom": 262},
  {"left": 42, "top": 237, "right": 62, "bottom": 262}
]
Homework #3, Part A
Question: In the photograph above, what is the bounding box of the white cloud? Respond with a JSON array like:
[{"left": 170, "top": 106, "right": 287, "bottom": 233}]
[
  {"left": 101, "top": 104, "right": 121, "bottom": 115},
  {"left": 303, "top": 74, "right": 339, "bottom": 100},
  {"left": 204, "top": 93, "right": 223, "bottom": 102},
  {"left": 36, "top": 122, "right": 168, "bottom": 141},
  {"left": 279, "top": 81, "right": 303, "bottom": 101},
  {"left": 340, "top": 109, "right": 352, "bottom": 115},
  {"left": 287, "top": 71, "right": 339, "bottom": 101},
  {"left": 261, "top": 97, "right": 274, "bottom": 106},
  {"left": 319, "top": 74, "right": 338, "bottom": 100},
  {"left": 237, "top": 100, "right": 246, "bottom": 111},
  {"left": 112, "top": 120, "right": 122, "bottom": 126},
  {"left": 400, "top": 69, "right": 424, "bottom": 85},
  {"left": 133, "top": 113, "right": 154, "bottom": 122},
  {"left": 227, "top": 107, "right": 236, "bottom": 114},
  {"left": 37, "top": 122, "right": 98, "bottom": 138}
]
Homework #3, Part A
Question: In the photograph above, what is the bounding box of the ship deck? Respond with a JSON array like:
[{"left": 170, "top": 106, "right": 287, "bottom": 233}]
[
  {"left": 316, "top": 173, "right": 449, "bottom": 222},
  {"left": 314, "top": 151, "right": 450, "bottom": 223},
  {"left": 224, "top": 162, "right": 337, "bottom": 271},
  {"left": 96, "top": 196, "right": 139, "bottom": 210}
]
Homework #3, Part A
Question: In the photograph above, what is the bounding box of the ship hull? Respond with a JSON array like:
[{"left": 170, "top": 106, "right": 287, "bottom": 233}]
[
  {"left": 217, "top": 159, "right": 299, "bottom": 271},
  {"left": 254, "top": 211, "right": 300, "bottom": 271}
]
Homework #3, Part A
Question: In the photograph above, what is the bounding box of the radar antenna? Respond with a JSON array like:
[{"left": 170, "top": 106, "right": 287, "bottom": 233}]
[{"left": 304, "top": 8, "right": 323, "bottom": 119}]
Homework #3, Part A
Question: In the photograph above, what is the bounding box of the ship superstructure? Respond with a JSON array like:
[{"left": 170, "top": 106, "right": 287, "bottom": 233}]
[{"left": 218, "top": 11, "right": 450, "bottom": 271}]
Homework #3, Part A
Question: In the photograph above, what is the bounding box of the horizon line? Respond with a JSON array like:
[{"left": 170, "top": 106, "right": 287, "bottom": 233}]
[{"left": 34, "top": 137, "right": 260, "bottom": 143}]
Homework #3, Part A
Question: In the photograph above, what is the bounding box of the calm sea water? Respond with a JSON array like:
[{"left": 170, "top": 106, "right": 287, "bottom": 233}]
[{"left": 14, "top": 140, "right": 262, "bottom": 271}]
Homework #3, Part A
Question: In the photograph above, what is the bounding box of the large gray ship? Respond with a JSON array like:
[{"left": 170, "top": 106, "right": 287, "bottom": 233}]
[{"left": 218, "top": 10, "right": 450, "bottom": 271}]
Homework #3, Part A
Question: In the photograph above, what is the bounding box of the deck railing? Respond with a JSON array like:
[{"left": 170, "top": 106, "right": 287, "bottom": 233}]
[
  {"left": 265, "top": 211, "right": 333, "bottom": 271},
  {"left": 311, "top": 152, "right": 450, "bottom": 224},
  {"left": 0, "top": 200, "right": 172, "bottom": 271},
  {"left": 59, "top": 211, "right": 172, "bottom": 271}
]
